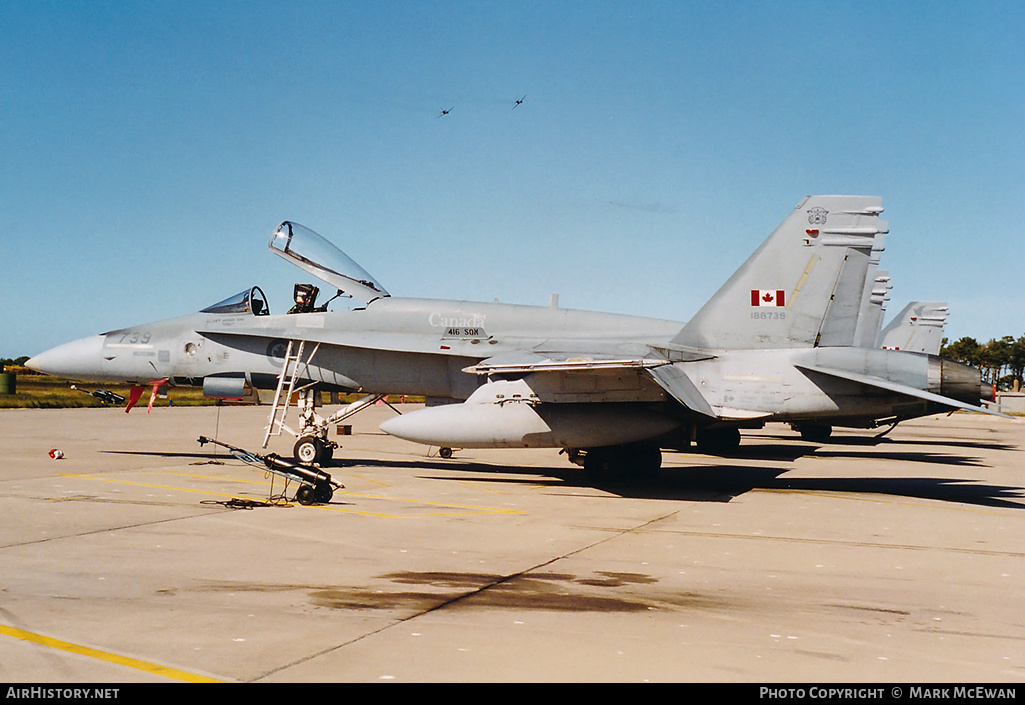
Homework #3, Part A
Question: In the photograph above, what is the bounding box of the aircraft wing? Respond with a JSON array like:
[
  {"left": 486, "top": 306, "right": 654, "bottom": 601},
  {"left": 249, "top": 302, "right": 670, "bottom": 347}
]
[
  {"left": 466, "top": 341, "right": 714, "bottom": 374},
  {"left": 466, "top": 357, "right": 669, "bottom": 375},
  {"left": 467, "top": 352, "right": 726, "bottom": 418},
  {"left": 464, "top": 354, "right": 672, "bottom": 405},
  {"left": 795, "top": 364, "right": 1011, "bottom": 418}
]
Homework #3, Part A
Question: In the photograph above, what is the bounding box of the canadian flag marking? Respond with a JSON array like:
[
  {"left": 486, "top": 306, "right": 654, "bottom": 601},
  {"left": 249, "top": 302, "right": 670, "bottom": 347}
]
[{"left": 750, "top": 289, "right": 785, "bottom": 307}]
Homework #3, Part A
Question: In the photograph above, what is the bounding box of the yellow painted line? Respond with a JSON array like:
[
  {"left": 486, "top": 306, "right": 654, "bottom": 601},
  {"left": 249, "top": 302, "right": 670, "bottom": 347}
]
[
  {"left": 59, "top": 474, "right": 246, "bottom": 499},
  {"left": 59, "top": 473, "right": 520, "bottom": 518},
  {"left": 0, "top": 624, "right": 221, "bottom": 682},
  {"left": 313, "top": 492, "right": 522, "bottom": 517},
  {"left": 347, "top": 473, "right": 393, "bottom": 488}
]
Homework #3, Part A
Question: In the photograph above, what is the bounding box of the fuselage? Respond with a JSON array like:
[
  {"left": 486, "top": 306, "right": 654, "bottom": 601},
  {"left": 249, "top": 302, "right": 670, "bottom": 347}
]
[{"left": 27, "top": 295, "right": 687, "bottom": 402}]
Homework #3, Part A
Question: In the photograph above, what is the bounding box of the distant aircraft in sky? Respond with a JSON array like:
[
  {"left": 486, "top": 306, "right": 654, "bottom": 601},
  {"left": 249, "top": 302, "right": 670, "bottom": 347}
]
[
  {"left": 27, "top": 196, "right": 1005, "bottom": 479},
  {"left": 514, "top": 95, "right": 526, "bottom": 109},
  {"left": 437, "top": 107, "right": 452, "bottom": 117}
]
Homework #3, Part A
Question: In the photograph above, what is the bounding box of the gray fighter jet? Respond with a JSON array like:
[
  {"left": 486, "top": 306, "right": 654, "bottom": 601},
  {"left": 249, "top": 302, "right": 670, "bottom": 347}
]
[
  {"left": 27, "top": 196, "right": 1003, "bottom": 476},
  {"left": 787, "top": 293, "right": 951, "bottom": 443},
  {"left": 878, "top": 301, "right": 949, "bottom": 355}
]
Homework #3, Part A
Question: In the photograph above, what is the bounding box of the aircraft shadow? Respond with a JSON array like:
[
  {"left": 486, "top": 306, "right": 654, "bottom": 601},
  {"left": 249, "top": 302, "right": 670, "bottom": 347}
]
[
  {"left": 414, "top": 464, "right": 1025, "bottom": 509},
  {"left": 761, "top": 432, "right": 1020, "bottom": 453},
  {"left": 653, "top": 462, "right": 1025, "bottom": 508},
  {"left": 799, "top": 449, "right": 990, "bottom": 467},
  {"left": 681, "top": 442, "right": 816, "bottom": 462},
  {"left": 102, "top": 450, "right": 231, "bottom": 459},
  {"left": 714, "top": 437, "right": 1003, "bottom": 467},
  {"left": 336, "top": 454, "right": 1025, "bottom": 510},
  {"left": 99, "top": 448, "right": 1025, "bottom": 510}
]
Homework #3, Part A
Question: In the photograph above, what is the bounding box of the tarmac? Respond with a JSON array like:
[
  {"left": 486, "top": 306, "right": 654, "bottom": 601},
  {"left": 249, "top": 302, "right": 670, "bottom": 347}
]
[{"left": 0, "top": 403, "right": 1022, "bottom": 683}]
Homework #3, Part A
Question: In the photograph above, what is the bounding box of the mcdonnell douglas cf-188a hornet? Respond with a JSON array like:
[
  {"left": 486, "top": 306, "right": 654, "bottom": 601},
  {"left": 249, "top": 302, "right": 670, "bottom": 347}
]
[{"left": 27, "top": 196, "right": 1006, "bottom": 477}]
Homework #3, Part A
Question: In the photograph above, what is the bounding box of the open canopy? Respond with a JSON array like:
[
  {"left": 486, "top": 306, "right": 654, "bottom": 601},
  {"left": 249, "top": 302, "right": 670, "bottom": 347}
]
[{"left": 269, "top": 221, "right": 389, "bottom": 305}]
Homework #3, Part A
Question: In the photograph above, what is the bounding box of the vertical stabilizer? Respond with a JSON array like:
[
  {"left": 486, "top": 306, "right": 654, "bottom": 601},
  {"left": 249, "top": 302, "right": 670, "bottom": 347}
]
[
  {"left": 854, "top": 270, "right": 892, "bottom": 347},
  {"left": 673, "top": 196, "right": 888, "bottom": 350},
  {"left": 877, "top": 301, "right": 949, "bottom": 354}
]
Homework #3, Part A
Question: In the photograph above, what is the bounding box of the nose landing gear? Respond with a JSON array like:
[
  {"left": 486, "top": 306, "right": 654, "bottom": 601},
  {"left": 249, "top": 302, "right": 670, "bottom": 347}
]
[{"left": 294, "top": 435, "right": 336, "bottom": 465}]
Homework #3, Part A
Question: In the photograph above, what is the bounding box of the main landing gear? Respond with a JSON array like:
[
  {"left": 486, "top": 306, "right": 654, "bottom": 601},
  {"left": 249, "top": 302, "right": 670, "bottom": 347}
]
[
  {"left": 790, "top": 423, "right": 833, "bottom": 442},
  {"left": 568, "top": 426, "right": 746, "bottom": 484},
  {"left": 695, "top": 426, "right": 742, "bottom": 454},
  {"left": 574, "top": 442, "right": 662, "bottom": 483}
]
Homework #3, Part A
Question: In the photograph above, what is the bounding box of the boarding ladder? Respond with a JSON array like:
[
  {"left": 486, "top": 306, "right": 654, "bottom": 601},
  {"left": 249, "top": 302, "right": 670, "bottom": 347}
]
[{"left": 262, "top": 340, "right": 321, "bottom": 449}]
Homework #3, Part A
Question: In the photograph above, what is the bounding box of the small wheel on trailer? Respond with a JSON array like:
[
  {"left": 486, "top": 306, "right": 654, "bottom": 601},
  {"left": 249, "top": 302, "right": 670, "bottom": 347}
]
[
  {"left": 295, "top": 484, "right": 316, "bottom": 505},
  {"left": 294, "top": 436, "right": 322, "bottom": 464},
  {"left": 439, "top": 447, "right": 453, "bottom": 459},
  {"left": 314, "top": 483, "right": 334, "bottom": 503}
]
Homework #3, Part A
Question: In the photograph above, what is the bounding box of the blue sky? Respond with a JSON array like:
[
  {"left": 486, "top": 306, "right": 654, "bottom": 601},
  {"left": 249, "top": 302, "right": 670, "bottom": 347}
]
[{"left": 3, "top": 0, "right": 1023, "bottom": 358}]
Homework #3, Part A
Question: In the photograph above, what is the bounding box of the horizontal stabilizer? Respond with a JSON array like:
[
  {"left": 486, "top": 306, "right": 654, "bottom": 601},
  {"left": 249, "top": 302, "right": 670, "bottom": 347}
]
[{"left": 796, "top": 364, "right": 1012, "bottom": 418}]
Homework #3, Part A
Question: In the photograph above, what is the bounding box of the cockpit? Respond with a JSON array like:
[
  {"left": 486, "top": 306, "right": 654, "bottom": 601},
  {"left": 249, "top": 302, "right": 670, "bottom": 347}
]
[
  {"left": 200, "top": 286, "right": 271, "bottom": 316},
  {"left": 198, "top": 222, "right": 388, "bottom": 317}
]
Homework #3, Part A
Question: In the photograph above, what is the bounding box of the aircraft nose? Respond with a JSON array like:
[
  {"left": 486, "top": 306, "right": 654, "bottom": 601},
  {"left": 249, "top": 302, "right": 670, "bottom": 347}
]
[{"left": 26, "top": 335, "right": 107, "bottom": 379}]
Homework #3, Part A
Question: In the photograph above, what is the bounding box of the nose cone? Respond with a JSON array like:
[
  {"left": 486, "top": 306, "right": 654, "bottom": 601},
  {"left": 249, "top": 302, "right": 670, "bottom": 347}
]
[{"left": 26, "top": 335, "right": 107, "bottom": 380}]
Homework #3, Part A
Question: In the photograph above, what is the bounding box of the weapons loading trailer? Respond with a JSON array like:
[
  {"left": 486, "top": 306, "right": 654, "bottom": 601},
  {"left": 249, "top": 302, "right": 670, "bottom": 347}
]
[{"left": 197, "top": 436, "right": 341, "bottom": 505}]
